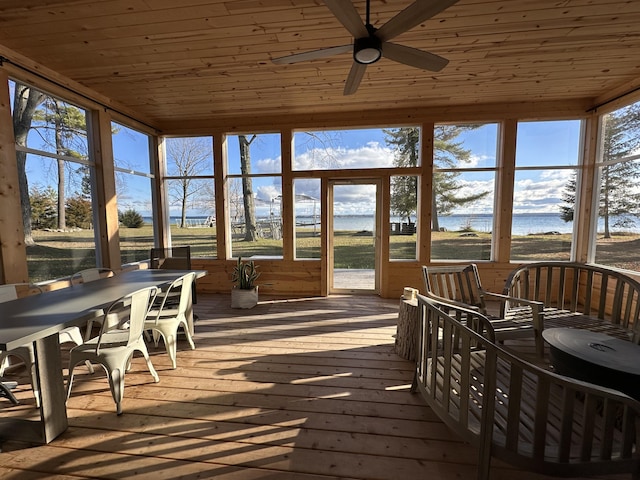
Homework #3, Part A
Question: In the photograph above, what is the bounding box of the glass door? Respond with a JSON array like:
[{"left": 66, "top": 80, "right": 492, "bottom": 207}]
[{"left": 329, "top": 180, "right": 380, "bottom": 293}]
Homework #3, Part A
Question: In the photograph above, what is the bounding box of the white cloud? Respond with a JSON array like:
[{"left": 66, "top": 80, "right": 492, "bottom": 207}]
[
  {"left": 255, "top": 156, "right": 281, "bottom": 174},
  {"left": 294, "top": 143, "right": 394, "bottom": 170}
]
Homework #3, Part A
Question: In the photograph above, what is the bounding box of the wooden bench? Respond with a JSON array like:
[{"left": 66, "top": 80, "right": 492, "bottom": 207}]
[
  {"left": 504, "top": 262, "right": 640, "bottom": 344},
  {"left": 422, "top": 264, "right": 545, "bottom": 355},
  {"left": 412, "top": 294, "right": 640, "bottom": 479}
]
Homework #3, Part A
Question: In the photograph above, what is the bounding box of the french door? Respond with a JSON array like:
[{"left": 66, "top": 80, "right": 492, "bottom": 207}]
[{"left": 328, "top": 179, "right": 380, "bottom": 293}]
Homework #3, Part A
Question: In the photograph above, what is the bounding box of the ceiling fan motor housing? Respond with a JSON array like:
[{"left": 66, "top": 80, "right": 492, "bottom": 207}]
[{"left": 354, "top": 35, "right": 382, "bottom": 64}]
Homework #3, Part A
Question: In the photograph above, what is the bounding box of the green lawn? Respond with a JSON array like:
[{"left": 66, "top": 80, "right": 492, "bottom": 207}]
[{"left": 27, "top": 226, "right": 640, "bottom": 282}]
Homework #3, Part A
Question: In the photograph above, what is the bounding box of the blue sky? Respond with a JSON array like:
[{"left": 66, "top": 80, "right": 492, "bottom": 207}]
[
  {"left": 220, "top": 121, "right": 582, "bottom": 218},
  {"left": 12, "top": 77, "right": 582, "bottom": 220}
]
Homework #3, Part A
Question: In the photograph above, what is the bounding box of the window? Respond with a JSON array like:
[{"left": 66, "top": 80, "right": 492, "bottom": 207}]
[
  {"left": 294, "top": 179, "right": 321, "bottom": 259},
  {"left": 431, "top": 123, "right": 498, "bottom": 261},
  {"left": 293, "top": 127, "right": 413, "bottom": 171},
  {"left": 389, "top": 175, "right": 418, "bottom": 260},
  {"left": 593, "top": 101, "right": 640, "bottom": 271},
  {"left": 226, "top": 133, "right": 282, "bottom": 258},
  {"left": 10, "top": 79, "right": 99, "bottom": 282},
  {"left": 513, "top": 120, "right": 582, "bottom": 261},
  {"left": 112, "top": 122, "right": 154, "bottom": 264},
  {"left": 164, "top": 136, "right": 216, "bottom": 258}
]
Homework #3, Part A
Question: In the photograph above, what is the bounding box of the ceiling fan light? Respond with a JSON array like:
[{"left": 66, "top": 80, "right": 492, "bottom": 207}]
[{"left": 354, "top": 36, "right": 382, "bottom": 64}]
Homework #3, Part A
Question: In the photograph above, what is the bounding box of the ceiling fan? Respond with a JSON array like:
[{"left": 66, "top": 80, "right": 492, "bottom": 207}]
[{"left": 272, "top": 0, "right": 459, "bottom": 95}]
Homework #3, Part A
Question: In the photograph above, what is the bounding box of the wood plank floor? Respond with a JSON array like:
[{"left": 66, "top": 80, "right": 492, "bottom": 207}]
[{"left": 0, "top": 294, "right": 631, "bottom": 479}]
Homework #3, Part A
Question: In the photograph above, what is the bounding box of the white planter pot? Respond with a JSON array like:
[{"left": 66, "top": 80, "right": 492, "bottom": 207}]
[{"left": 231, "top": 287, "right": 259, "bottom": 309}]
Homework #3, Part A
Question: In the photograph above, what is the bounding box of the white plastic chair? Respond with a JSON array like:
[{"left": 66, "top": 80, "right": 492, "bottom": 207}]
[
  {"left": 66, "top": 286, "right": 160, "bottom": 415},
  {"left": 71, "top": 268, "right": 116, "bottom": 341},
  {"left": 0, "top": 283, "right": 86, "bottom": 406},
  {"left": 144, "top": 272, "right": 196, "bottom": 369}
]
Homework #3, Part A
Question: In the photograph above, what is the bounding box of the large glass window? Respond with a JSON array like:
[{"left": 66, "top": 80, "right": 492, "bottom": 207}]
[
  {"left": 431, "top": 123, "right": 497, "bottom": 261},
  {"left": 513, "top": 120, "right": 582, "bottom": 261},
  {"left": 11, "top": 80, "right": 99, "bottom": 282},
  {"left": 293, "top": 127, "right": 409, "bottom": 171},
  {"left": 384, "top": 127, "right": 420, "bottom": 260},
  {"left": 164, "top": 136, "right": 216, "bottom": 258},
  {"left": 593, "top": 101, "right": 640, "bottom": 271},
  {"left": 112, "top": 122, "right": 154, "bottom": 264},
  {"left": 226, "top": 133, "right": 283, "bottom": 258}
]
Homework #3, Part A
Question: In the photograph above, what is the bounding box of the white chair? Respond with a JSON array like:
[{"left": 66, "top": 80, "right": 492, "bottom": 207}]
[
  {"left": 144, "top": 272, "right": 196, "bottom": 369},
  {"left": 66, "top": 286, "right": 160, "bottom": 415},
  {"left": 70, "top": 267, "right": 114, "bottom": 286},
  {"left": 0, "top": 283, "right": 86, "bottom": 406},
  {"left": 71, "top": 268, "right": 116, "bottom": 341}
]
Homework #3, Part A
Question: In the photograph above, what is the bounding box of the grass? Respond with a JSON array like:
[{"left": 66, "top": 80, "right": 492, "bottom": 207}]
[{"left": 26, "top": 226, "right": 640, "bottom": 282}]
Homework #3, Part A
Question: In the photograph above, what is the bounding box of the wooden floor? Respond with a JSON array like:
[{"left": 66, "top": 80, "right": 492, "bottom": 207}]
[{"left": 0, "top": 294, "right": 631, "bottom": 479}]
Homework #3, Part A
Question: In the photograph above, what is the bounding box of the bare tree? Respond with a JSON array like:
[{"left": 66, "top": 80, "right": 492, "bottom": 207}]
[{"left": 165, "top": 137, "right": 212, "bottom": 228}]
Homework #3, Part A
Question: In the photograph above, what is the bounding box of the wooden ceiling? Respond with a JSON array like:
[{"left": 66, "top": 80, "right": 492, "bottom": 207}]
[{"left": 1, "top": 0, "right": 639, "bottom": 131}]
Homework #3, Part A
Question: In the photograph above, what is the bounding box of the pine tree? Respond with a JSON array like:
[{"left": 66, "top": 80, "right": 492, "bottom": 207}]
[
  {"left": 385, "top": 125, "right": 489, "bottom": 231},
  {"left": 560, "top": 102, "right": 640, "bottom": 237}
]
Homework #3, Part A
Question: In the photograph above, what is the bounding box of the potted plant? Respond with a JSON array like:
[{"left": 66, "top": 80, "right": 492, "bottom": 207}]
[{"left": 231, "top": 257, "right": 260, "bottom": 309}]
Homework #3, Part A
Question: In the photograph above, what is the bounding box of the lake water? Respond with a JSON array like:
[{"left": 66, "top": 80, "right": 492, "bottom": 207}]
[
  {"left": 328, "top": 213, "right": 572, "bottom": 236},
  {"left": 163, "top": 213, "right": 635, "bottom": 236}
]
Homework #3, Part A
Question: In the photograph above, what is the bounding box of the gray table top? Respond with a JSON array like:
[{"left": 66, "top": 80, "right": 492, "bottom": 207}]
[
  {"left": 0, "top": 269, "right": 206, "bottom": 350},
  {"left": 543, "top": 327, "right": 640, "bottom": 376}
]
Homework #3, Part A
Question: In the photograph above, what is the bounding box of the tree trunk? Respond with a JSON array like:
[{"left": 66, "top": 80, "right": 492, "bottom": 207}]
[
  {"left": 239, "top": 135, "right": 258, "bottom": 241},
  {"left": 16, "top": 151, "right": 34, "bottom": 245},
  {"left": 603, "top": 167, "right": 611, "bottom": 239},
  {"left": 181, "top": 180, "right": 188, "bottom": 228},
  {"left": 431, "top": 186, "right": 440, "bottom": 231},
  {"left": 12, "top": 83, "right": 45, "bottom": 246},
  {"left": 54, "top": 101, "right": 67, "bottom": 230},
  {"left": 57, "top": 158, "right": 66, "bottom": 230}
]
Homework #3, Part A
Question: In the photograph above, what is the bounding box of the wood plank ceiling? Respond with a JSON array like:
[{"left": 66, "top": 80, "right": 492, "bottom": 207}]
[{"left": 0, "top": 0, "right": 639, "bottom": 131}]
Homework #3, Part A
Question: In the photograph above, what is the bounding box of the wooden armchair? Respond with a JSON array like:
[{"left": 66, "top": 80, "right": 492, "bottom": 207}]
[
  {"left": 422, "top": 264, "right": 545, "bottom": 355},
  {"left": 412, "top": 293, "right": 640, "bottom": 479}
]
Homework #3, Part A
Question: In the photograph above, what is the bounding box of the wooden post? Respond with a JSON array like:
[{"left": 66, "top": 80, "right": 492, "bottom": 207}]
[
  {"left": 395, "top": 296, "right": 419, "bottom": 361},
  {"left": 0, "top": 70, "right": 29, "bottom": 283}
]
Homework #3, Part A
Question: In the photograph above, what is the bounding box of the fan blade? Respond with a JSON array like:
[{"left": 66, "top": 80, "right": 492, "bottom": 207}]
[
  {"left": 383, "top": 42, "right": 448, "bottom": 71},
  {"left": 324, "top": 0, "right": 368, "bottom": 38},
  {"left": 272, "top": 44, "right": 352, "bottom": 65},
  {"left": 377, "top": 0, "right": 460, "bottom": 42},
  {"left": 344, "top": 62, "right": 366, "bottom": 95}
]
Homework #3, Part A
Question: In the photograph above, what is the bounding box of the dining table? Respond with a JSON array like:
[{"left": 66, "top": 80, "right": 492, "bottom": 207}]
[{"left": 0, "top": 268, "right": 206, "bottom": 445}]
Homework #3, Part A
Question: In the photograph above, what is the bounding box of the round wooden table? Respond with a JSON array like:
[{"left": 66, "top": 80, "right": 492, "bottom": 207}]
[{"left": 542, "top": 328, "right": 640, "bottom": 400}]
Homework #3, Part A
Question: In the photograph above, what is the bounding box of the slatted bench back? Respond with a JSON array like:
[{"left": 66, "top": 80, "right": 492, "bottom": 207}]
[
  {"left": 505, "top": 262, "right": 640, "bottom": 343},
  {"left": 412, "top": 294, "right": 640, "bottom": 480},
  {"left": 422, "top": 264, "right": 486, "bottom": 312}
]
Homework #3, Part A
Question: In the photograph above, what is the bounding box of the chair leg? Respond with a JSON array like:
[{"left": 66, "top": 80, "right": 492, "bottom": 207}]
[
  {"left": 181, "top": 321, "right": 196, "bottom": 351},
  {"left": 66, "top": 363, "right": 77, "bottom": 402},
  {"left": 106, "top": 367, "right": 124, "bottom": 415},
  {"left": 165, "top": 334, "right": 177, "bottom": 369},
  {"left": 0, "top": 380, "right": 19, "bottom": 405},
  {"left": 138, "top": 345, "right": 160, "bottom": 383},
  {"left": 84, "top": 319, "right": 95, "bottom": 341}
]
